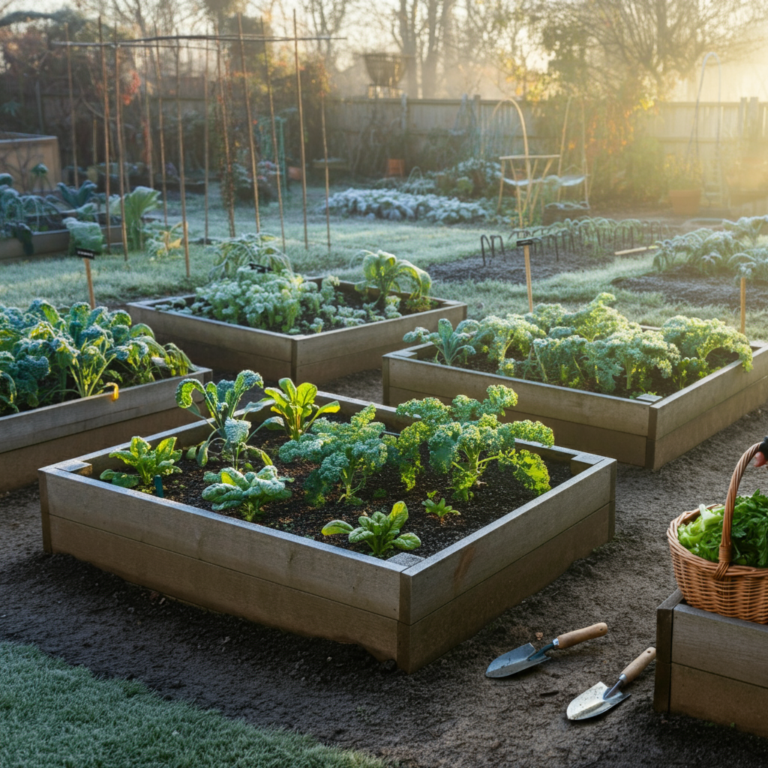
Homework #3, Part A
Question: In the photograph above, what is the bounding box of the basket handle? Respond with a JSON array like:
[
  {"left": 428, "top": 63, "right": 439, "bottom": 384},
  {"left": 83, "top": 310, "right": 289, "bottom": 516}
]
[{"left": 716, "top": 441, "right": 765, "bottom": 580}]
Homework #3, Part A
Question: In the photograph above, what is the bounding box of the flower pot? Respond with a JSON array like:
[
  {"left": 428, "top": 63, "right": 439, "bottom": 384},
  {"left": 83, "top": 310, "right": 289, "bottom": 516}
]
[
  {"left": 288, "top": 166, "right": 303, "bottom": 182},
  {"left": 668, "top": 189, "right": 701, "bottom": 216},
  {"left": 386, "top": 159, "right": 405, "bottom": 178}
]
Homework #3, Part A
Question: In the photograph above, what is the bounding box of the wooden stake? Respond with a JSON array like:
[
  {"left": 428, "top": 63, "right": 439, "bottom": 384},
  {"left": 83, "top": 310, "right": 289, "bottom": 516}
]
[
  {"left": 144, "top": 45, "right": 154, "bottom": 189},
  {"left": 176, "top": 40, "right": 190, "bottom": 278},
  {"left": 293, "top": 11, "right": 308, "bottom": 250},
  {"left": 238, "top": 13, "right": 260, "bottom": 233},
  {"left": 740, "top": 276, "right": 746, "bottom": 334},
  {"left": 523, "top": 243, "right": 533, "bottom": 312},
  {"left": 84, "top": 257, "right": 95, "bottom": 308},
  {"left": 98, "top": 18, "right": 111, "bottom": 254},
  {"left": 217, "top": 33, "right": 236, "bottom": 237},
  {"left": 321, "top": 90, "right": 331, "bottom": 252},
  {"left": 114, "top": 31, "right": 129, "bottom": 260},
  {"left": 92, "top": 117, "right": 97, "bottom": 173},
  {"left": 203, "top": 35, "right": 210, "bottom": 242},
  {"left": 262, "top": 17, "right": 285, "bottom": 251},
  {"left": 65, "top": 23, "right": 79, "bottom": 187},
  {"left": 154, "top": 33, "right": 168, "bottom": 225}
]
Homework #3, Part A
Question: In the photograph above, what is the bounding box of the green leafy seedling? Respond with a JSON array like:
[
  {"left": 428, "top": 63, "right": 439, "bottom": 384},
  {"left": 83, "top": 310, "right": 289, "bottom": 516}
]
[
  {"left": 202, "top": 465, "right": 293, "bottom": 522},
  {"left": 322, "top": 501, "right": 421, "bottom": 558},
  {"left": 403, "top": 318, "right": 479, "bottom": 367},
  {"left": 100, "top": 436, "right": 182, "bottom": 489},
  {"left": 252, "top": 377, "right": 340, "bottom": 441},
  {"left": 422, "top": 493, "right": 459, "bottom": 518}
]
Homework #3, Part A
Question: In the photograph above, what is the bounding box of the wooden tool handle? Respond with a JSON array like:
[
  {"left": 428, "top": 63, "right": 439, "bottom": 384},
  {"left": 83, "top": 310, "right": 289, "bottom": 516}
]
[
  {"left": 620, "top": 647, "right": 656, "bottom": 683},
  {"left": 556, "top": 622, "right": 608, "bottom": 650}
]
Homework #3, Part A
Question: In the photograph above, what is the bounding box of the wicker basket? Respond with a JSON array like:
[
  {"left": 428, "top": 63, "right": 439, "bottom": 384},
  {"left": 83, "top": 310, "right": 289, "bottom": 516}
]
[{"left": 667, "top": 442, "right": 768, "bottom": 624}]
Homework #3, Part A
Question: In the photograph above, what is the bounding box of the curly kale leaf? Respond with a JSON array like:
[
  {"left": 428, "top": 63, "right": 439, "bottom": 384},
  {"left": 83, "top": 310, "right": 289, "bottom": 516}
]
[{"left": 202, "top": 465, "right": 292, "bottom": 521}]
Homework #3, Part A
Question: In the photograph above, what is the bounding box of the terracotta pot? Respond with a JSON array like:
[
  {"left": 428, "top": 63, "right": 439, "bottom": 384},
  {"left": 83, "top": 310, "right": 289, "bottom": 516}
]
[
  {"left": 288, "top": 166, "right": 303, "bottom": 182},
  {"left": 668, "top": 189, "right": 701, "bottom": 216},
  {"left": 386, "top": 158, "right": 405, "bottom": 178}
]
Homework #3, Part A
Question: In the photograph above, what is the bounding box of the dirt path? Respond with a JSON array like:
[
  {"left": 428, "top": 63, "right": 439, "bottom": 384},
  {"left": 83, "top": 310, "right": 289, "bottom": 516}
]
[{"left": 3, "top": 371, "right": 768, "bottom": 767}]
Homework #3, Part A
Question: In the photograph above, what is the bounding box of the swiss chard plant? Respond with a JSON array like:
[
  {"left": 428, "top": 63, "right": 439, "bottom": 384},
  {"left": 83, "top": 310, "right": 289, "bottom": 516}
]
[
  {"left": 390, "top": 386, "right": 554, "bottom": 500},
  {"left": 279, "top": 403, "right": 389, "bottom": 504},
  {"left": 202, "top": 465, "right": 293, "bottom": 521},
  {"left": 321, "top": 501, "right": 421, "bottom": 558},
  {"left": 100, "top": 436, "right": 182, "bottom": 489},
  {"left": 403, "top": 318, "right": 479, "bottom": 366},
  {"left": 354, "top": 250, "right": 432, "bottom": 308},
  {"left": 252, "top": 378, "right": 340, "bottom": 441}
]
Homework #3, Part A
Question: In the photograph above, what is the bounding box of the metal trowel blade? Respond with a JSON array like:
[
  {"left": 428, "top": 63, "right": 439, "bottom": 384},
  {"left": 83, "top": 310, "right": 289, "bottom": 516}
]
[
  {"left": 485, "top": 643, "right": 551, "bottom": 678},
  {"left": 566, "top": 682, "right": 630, "bottom": 720}
]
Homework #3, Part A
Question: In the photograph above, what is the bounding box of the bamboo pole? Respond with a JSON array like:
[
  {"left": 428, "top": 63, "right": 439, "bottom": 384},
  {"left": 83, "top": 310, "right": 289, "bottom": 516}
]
[
  {"left": 144, "top": 46, "right": 154, "bottom": 189},
  {"left": 217, "top": 33, "right": 236, "bottom": 237},
  {"left": 98, "top": 18, "right": 111, "bottom": 254},
  {"left": 176, "top": 40, "right": 190, "bottom": 278},
  {"left": 154, "top": 32, "right": 168, "bottom": 225},
  {"left": 114, "top": 31, "right": 129, "bottom": 260},
  {"left": 84, "top": 257, "right": 96, "bottom": 309},
  {"left": 740, "top": 277, "right": 746, "bottom": 334},
  {"left": 262, "top": 17, "right": 285, "bottom": 251},
  {"left": 321, "top": 91, "right": 331, "bottom": 252},
  {"left": 65, "top": 23, "right": 79, "bottom": 187},
  {"left": 203, "top": 35, "right": 210, "bottom": 242},
  {"left": 92, "top": 117, "right": 97, "bottom": 170},
  {"left": 238, "top": 13, "right": 260, "bottom": 233},
  {"left": 293, "top": 11, "right": 308, "bottom": 250}
]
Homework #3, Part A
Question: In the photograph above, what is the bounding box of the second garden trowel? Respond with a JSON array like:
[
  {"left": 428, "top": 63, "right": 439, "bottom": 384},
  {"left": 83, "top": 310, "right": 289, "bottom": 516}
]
[{"left": 485, "top": 622, "right": 608, "bottom": 679}]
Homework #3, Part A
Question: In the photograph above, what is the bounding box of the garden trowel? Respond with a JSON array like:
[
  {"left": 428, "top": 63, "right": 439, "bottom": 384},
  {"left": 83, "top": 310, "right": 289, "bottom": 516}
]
[
  {"left": 566, "top": 647, "right": 656, "bottom": 720},
  {"left": 485, "top": 622, "right": 608, "bottom": 678}
]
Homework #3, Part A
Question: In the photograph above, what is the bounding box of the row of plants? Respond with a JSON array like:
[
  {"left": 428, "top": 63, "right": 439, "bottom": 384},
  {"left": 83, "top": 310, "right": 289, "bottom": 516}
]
[
  {"left": 652, "top": 216, "right": 768, "bottom": 280},
  {"left": 0, "top": 300, "right": 192, "bottom": 417},
  {"left": 100, "top": 371, "right": 555, "bottom": 559},
  {"left": 376, "top": 159, "right": 503, "bottom": 200},
  {"left": 404, "top": 293, "right": 753, "bottom": 398},
  {"left": 157, "top": 241, "right": 434, "bottom": 335}
]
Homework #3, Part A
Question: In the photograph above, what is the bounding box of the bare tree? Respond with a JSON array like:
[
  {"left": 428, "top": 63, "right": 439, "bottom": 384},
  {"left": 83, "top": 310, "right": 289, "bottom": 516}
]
[{"left": 300, "top": 0, "right": 354, "bottom": 71}]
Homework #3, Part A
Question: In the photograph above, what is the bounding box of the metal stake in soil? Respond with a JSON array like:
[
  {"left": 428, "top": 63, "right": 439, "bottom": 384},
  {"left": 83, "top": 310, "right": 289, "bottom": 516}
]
[
  {"left": 113, "top": 30, "right": 129, "bottom": 260},
  {"left": 238, "top": 13, "right": 260, "bottom": 233},
  {"left": 176, "top": 40, "right": 191, "bottom": 278},
  {"left": 65, "top": 23, "right": 78, "bottom": 187},
  {"left": 262, "top": 17, "right": 285, "bottom": 251},
  {"left": 98, "top": 18, "right": 111, "bottom": 254},
  {"left": 294, "top": 11, "right": 309, "bottom": 250}
]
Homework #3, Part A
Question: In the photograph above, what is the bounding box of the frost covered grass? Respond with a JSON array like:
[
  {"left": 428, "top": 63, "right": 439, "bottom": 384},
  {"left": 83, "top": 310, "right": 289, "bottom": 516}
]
[{"left": 0, "top": 642, "right": 385, "bottom": 768}]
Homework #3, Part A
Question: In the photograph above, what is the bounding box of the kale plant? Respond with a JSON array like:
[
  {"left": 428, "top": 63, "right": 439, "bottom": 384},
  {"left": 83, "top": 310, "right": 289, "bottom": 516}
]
[
  {"left": 57, "top": 179, "right": 97, "bottom": 209},
  {"left": 202, "top": 465, "right": 292, "bottom": 521},
  {"left": 403, "top": 318, "right": 479, "bottom": 366},
  {"left": 391, "top": 386, "right": 554, "bottom": 500},
  {"left": 100, "top": 436, "right": 182, "bottom": 489},
  {"left": 279, "top": 404, "right": 388, "bottom": 504},
  {"left": 321, "top": 501, "right": 421, "bottom": 558},
  {"left": 252, "top": 377, "right": 340, "bottom": 441}
]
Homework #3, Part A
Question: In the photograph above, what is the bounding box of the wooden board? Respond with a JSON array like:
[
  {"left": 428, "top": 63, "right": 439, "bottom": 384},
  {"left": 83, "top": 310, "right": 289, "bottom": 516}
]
[{"left": 653, "top": 589, "right": 682, "bottom": 713}]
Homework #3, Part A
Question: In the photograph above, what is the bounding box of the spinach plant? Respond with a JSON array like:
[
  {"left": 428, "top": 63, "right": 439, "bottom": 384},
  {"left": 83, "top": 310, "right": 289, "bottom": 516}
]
[
  {"left": 322, "top": 501, "right": 421, "bottom": 558},
  {"left": 279, "top": 404, "right": 388, "bottom": 504},
  {"left": 391, "top": 386, "right": 554, "bottom": 500},
  {"left": 354, "top": 250, "right": 431, "bottom": 308},
  {"left": 422, "top": 492, "right": 459, "bottom": 518},
  {"left": 100, "top": 436, "right": 181, "bottom": 489},
  {"left": 202, "top": 465, "right": 292, "bottom": 521},
  {"left": 403, "top": 318, "right": 479, "bottom": 366},
  {"left": 253, "top": 377, "right": 340, "bottom": 441}
]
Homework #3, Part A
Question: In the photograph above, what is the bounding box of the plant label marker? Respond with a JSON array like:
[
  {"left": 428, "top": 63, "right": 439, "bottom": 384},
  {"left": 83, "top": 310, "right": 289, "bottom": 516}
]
[
  {"left": 517, "top": 238, "right": 535, "bottom": 311},
  {"left": 741, "top": 277, "right": 746, "bottom": 334},
  {"left": 76, "top": 248, "right": 96, "bottom": 308}
]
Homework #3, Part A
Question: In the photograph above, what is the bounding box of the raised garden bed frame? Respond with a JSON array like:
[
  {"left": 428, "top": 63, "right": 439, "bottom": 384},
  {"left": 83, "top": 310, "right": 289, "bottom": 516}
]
[
  {"left": 127, "top": 284, "right": 467, "bottom": 384},
  {"left": 655, "top": 589, "right": 768, "bottom": 738},
  {"left": 39, "top": 393, "right": 615, "bottom": 672},
  {"left": 382, "top": 341, "right": 768, "bottom": 470},
  {"left": 0, "top": 225, "right": 124, "bottom": 262},
  {"left": 2, "top": 368, "right": 211, "bottom": 494}
]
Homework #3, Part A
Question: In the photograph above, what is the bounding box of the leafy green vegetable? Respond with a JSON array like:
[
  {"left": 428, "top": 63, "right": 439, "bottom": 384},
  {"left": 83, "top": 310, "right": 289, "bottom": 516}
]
[
  {"left": 322, "top": 501, "right": 421, "bottom": 558},
  {"left": 279, "top": 404, "right": 388, "bottom": 504},
  {"left": 252, "top": 377, "right": 340, "bottom": 441},
  {"left": 354, "top": 250, "right": 432, "bottom": 308},
  {"left": 208, "top": 233, "right": 292, "bottom": 280},
  {"left": 678, "top": 491, "right": 768, "bottom": 568},
  {"left": 57, "top": 180, "right": 97, "bottom": 209},
  {"left": 63, "top": 217, "right": 105, "bottom": 255},
  {"left": 202, "top": 465, "right": 292, "bottom": 521},
  {"left": 422, "top": 492, "right": 459, "bottom": 518},
  {"left": 100, "top": 436, "right": 181, "bottom": 489},
  {"left": 403, "top": 318, "right": 479, "bottom": 366}
]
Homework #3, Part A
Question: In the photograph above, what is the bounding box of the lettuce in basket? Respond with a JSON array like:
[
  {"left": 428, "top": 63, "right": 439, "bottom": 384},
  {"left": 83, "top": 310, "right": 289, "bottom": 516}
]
[{"left": 678, "top": 490, "right": 768, "bottom": 567}]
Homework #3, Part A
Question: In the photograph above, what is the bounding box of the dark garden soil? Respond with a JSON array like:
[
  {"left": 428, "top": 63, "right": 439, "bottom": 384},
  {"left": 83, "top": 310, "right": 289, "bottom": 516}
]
[
  {"left": 429, "top": 247, "right": 613, "bottom": 284},
  {"left": 613, "top": 265, "right": 768, "bottom": 310},
  {"left": 4, "top": 368, "right": 768, "bottom": 767}
]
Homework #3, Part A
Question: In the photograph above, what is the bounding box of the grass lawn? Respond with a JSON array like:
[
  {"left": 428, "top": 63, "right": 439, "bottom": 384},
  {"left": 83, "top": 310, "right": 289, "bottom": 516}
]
[
  {"left": 0, "top": 642, "right": 385, "bottom": 768},
  {"left": 2, "top": 183, "right": 767, "bottom": 339}
]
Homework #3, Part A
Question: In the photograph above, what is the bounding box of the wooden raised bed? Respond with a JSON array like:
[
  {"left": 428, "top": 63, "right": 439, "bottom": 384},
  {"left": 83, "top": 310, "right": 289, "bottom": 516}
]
[
  {"left": 127, "top": 284, "right": 466, "bottom": 384},
  {"left": 2, "top": 368, "right": 211, "bottom": 494},
  {"left": 383, "top": 342, "right": 768, "bottom": 470},
  {"left": 39, "top": 394, "right": 615, "bottom": 672},
  {"left": 0, "top": 226, "right": 123, "bottom": 262},
  {"left": 655, "top": 589, "right": 768, "bottom": 737}
]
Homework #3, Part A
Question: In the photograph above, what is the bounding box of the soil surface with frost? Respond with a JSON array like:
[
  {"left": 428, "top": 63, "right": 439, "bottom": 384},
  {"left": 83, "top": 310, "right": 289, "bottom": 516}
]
[{"left": 3, "top": 368, "right": 768, "bottom": 767}]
